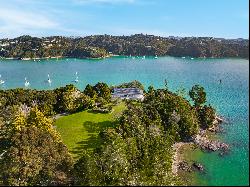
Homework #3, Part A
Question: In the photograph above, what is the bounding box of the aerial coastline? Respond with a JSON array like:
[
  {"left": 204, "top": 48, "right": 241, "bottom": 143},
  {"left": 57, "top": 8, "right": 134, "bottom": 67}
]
[
  {"left": 0, "top": 80, "right": 226, "bottom": 185},
  {"left": 0, "top": 0, "right": 248, "bottom": 185},
  {"left": 0, "top": 50, "right": 248, "bottom": 186}
]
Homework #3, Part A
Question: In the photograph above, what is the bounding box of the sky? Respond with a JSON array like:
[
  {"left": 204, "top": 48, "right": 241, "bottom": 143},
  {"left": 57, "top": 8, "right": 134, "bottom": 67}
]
[{"left": 0, "top": 0, "right": 249, "bottom": 39}]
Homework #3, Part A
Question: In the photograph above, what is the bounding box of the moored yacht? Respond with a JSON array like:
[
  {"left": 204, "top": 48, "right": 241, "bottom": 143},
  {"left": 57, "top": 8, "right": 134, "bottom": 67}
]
[
  {"left": 74, "top": 72, "right": 79, "bottom": 83},
  {"left": 24, "top": 77, "right": 30, "bottom": 87},
  {"left": 47, "top": 74, "right": 52, "bottom": 84},
  {"left": 0, "top": 75, "right": 5, "bottom": 85}
]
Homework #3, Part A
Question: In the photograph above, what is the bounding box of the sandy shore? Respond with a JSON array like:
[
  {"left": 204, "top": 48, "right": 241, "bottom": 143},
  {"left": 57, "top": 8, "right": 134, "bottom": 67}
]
[{"left": 172, "top": 142, "right": 193, "bottom": 175}]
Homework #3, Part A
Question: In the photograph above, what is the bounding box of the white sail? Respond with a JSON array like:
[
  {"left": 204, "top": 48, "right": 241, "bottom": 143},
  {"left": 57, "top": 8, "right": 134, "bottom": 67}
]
[
  {"left": 47, "top": 74, "right": 52, "bottom": 84},
  {"left": 24, "top": 77, "right": 30, "bottom": 87},
  {"left": 0, "top": 74, "right": 5, "bottom": 84},
  {"left": 74, "top": 72, "right": 79, "bottom": 83}
]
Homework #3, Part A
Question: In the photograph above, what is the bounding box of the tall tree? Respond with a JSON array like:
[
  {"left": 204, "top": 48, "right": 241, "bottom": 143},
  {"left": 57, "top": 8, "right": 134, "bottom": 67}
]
[
  {"left": 93, "top": 82, "right": 111, "bottom": 101},
  {"left": 0, "top": 126, "right": 73, "bottom": 186},
  {"left": 0, "top": 106, "right": 73, "bottom": 186},
  {"left": 84, "top": 84, "right": 97, "bottom": 99},
  {"left": 189, "top": 85, "right": 206, "bottom": 108}
]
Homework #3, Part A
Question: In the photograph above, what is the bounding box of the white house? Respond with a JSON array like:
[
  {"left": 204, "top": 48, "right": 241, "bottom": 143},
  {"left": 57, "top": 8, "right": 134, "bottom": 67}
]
[{"left": 112, "top": 88, "right": 144, "bottom": 101}]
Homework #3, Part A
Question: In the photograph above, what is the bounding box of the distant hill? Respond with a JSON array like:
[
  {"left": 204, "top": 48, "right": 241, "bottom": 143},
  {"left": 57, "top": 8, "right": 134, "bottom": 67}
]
[{"left": 0, "top": 34, "right": 248, "bottom": 59}]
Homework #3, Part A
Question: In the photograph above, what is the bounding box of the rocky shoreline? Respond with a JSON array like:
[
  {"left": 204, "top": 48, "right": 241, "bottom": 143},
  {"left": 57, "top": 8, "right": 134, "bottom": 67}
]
[
  {"left": 194, "top": 116, "right": 229, "bottom": 153},
  {"left": 172, "top": 115, "right": 229, "bottom": 175}
]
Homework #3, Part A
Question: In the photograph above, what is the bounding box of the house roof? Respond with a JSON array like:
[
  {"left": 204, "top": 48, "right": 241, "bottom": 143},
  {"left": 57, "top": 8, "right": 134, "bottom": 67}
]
[{"left": 112, "top": 88, "right": 143, "bottom": 95}]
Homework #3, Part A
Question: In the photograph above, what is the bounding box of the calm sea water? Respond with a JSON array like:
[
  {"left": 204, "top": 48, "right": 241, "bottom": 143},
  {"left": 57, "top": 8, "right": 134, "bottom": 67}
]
[{"left": 0, "top": 56, "right": 249, "bottom": 185}]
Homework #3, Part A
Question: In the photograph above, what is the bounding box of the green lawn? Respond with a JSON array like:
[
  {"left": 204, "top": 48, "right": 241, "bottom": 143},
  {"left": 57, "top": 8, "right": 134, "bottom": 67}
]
[{"left": 55, "top": 102, "right": 126, "bottom": 160}]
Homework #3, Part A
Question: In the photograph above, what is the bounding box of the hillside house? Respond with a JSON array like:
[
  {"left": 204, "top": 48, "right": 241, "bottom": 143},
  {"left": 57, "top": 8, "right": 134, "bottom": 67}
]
[{"left": 112, "top": 88, "right": 144, "bottom": 101}]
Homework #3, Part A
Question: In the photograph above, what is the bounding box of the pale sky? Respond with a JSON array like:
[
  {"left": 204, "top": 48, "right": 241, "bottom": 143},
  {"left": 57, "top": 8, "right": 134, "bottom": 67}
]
[{"left": 0, "top": 0, "right": 249, "bottom": 39}]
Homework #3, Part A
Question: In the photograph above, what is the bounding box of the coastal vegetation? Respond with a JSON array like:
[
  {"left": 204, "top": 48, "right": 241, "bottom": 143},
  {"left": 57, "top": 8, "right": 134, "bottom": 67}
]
[
  {"left": 0, "top": 34, "right": 248, "bottom": 60},
  {"left": 0, "top": 80, "right": 221, "bottom": 185}
]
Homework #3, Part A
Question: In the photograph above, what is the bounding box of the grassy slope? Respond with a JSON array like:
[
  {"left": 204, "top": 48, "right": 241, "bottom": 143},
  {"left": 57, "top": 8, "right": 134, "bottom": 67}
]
[{"left": 55, "top": 102, "right": 126, "bottom": 159}]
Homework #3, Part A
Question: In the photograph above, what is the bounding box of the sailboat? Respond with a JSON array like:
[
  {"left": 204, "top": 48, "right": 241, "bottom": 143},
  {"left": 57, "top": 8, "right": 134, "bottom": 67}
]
[
  {"left": 74, "top": 72, "right": 79, "bottom": 83},
  {"left": 0, "top": 74, "right": 5, "bottom": 85},
  {"left": 24, "top": 77, "right": 30, "bottom": 87},
  {"left": 47, "top": 74, "right": 52, "bottom": 84}
]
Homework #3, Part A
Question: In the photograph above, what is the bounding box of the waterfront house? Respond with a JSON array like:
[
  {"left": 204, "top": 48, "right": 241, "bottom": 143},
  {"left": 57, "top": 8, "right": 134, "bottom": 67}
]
[{"left": 112, "top": 88, "right": 144, "bottom": 101}]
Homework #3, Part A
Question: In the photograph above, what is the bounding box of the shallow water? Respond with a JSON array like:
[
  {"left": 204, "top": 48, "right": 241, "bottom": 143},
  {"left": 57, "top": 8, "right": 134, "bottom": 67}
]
[{"left": 0, "top": 56, "right": 249, "bottom": 185}]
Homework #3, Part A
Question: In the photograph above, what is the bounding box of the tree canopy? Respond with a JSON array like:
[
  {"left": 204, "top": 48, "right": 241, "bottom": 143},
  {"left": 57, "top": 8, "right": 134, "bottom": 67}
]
[
  {"left": 0, "top": 81, "right": 216, "bottom": 186},
  {"left": 189, "top": 85, "right": 207, "bottom": 108}
]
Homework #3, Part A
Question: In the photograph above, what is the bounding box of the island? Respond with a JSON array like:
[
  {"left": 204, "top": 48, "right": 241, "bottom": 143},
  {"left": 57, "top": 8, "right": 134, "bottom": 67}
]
[{"left": 0, "top": 34, "right": 248, "bottom": 60}]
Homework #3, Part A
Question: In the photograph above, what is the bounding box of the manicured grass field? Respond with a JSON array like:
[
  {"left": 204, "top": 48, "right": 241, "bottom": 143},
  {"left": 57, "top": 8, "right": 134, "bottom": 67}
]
[{"left": 55, "top": 102, "right": 126, "bottom": 159}]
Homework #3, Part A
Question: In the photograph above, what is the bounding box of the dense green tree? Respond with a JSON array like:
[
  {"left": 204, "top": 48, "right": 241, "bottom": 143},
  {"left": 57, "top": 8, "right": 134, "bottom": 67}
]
[
  {"left": 84, "top": 84, "right": 97, "bottom": 99},
  {"left": 0, "top": 89, "right": 57, "bottom": 117},
  {"left": 93, "top": 82, "right": 111, "bottom": 101},
  {"left": 0, "top": 106, "right": 73, "bottom": 186},
  {"left": 114, "top": 80, "right": 145, "bottom": 91},
  {"left": 0, "top": 126, "right": 73, "bottom": 186},
  {"left": 35, "top": 90, "right": 57, "bottom": 116},
  {"left": 189, "top": 85, "right": 207, "bottom": 108},
  {"left": 75, "top": 94, "right": 94, "bottom": 111},
  {"left": 147, "top": 85, "right": 154, "bottom": 94},
  {"left": 54, "top": 84, "right": 82, "bottom": 113},
  {"left": 68, "top": 47, "right": 107, "bottom": 59},
  {"left": 95, "top": 97, "right": 108, "bottom": 107},
  {"left": 73, "top": 151, "right": 101, "bottom": 186},
  {"left": 198, "top": 105, "right": 216, "bottom": 128},
  {"left": 11, "top": 106, "right": 60, "bottom": 141},
  {"left": 144, "top": 89, "right": 199, "bottom": 141}
]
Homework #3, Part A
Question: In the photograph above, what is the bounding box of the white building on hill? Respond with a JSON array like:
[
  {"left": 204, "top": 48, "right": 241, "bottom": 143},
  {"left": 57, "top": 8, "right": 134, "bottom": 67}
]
[{"left": 112, "top": 88, "right": 144, "bottom": 101}]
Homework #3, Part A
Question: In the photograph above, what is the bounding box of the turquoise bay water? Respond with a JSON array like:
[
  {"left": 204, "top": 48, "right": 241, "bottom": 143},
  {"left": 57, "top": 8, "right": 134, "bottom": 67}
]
[{"left": 0, "top": 56, "right": 249, "bottom": 185}]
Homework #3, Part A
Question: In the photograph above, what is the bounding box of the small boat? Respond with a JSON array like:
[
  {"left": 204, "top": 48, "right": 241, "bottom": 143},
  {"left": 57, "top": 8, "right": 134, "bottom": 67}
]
[
  {"left": 191, "top": 57, "right": 194, "bottom": 60},
  {"left": 47, "top": 74, "right": 52, "bottom": 84},
  {"left": 0, "top": 74, "right": 5, "bottom": 85},
  {"left": 142, "top": 56, "right": 146, "bottom": 59},
  {"left": 24, "top": 77, "right": 30, "bottom": 87},
  {"left": 74, "top": 72, "right": 79, "bottom": 83},
  {"left": 154, "top": 55, "right": 158, "bottom": 59},
  {"left": 182, "top": 57, "right": 186, "bottom": 59}
]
